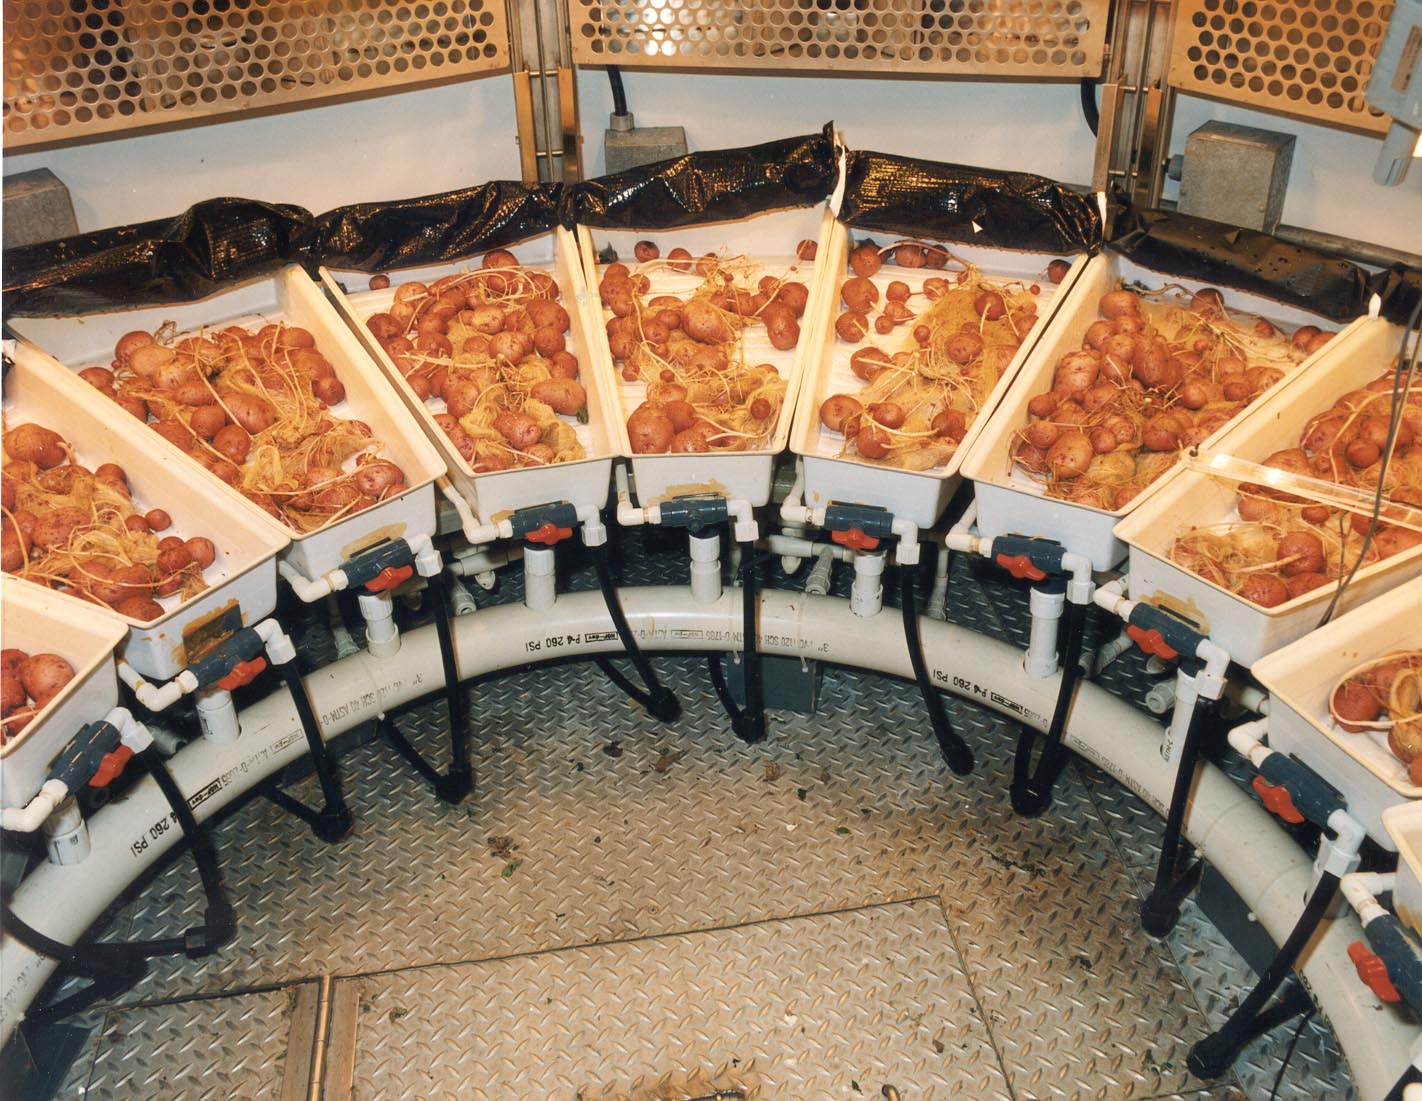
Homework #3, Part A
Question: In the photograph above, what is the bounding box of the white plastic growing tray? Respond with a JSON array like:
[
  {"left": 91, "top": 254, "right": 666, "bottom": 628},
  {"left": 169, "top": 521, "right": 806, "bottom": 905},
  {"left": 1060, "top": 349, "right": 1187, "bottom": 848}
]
[
  {"left": 3, "top": 342, "right": 285, "bottom": 681},
  {"left": 577, "top": 204, "right": 837, "bottom": 508},
  {"left": 0, "top": 579, "right": 127, "bottom": 809},
  {"left": 1114, "top": 317, "right": 1422, "bottom": 668},
  {"left": 1384, "top": 802, "right": 1422, "bottom": 936},
  {"left": 10, "top": 266, "right": 445, "bottom": 583},
  {"left": 791, "top": 219, "right": 1089, "bottom": 528},
  {"left": 960, "top": 253, "right": 1357, "bottom": 570},
  {"left": 1253, "top": 575, "right": 1422, "bottom": 849},
  {"left": 323, "top": 228, "right": 617, "bottom": 526}
]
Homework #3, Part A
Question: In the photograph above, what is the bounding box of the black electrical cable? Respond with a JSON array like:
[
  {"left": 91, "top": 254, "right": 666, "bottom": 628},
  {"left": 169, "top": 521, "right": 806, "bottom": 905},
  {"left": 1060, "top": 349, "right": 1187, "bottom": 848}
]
[
  {"left": 274, "top": 662, "right": 354, "bottom": 837},
  {"left": 1079, "top": 78, "right": 1100, "bottom": 137},
  {"left": 738, "top": 541, "right": 765, "bottom": 743},
  {"left": 1268, "top": 1006, "right": 1316, "bottom": 1101},
  {"left": 1319, "top": 293, "right": 1421, "bottom": 625},
  {"left": 608, "top": 66, "right": 629, "bottom": 118},
  {"left": 900, "top": 562, "right": 972, "bottom": 775},
  {"left": 594, "top": 543, "right": 680, "bottom": 722},
  {"left": 1010, "top": 595, "right": 1089, "bottom": 816}
]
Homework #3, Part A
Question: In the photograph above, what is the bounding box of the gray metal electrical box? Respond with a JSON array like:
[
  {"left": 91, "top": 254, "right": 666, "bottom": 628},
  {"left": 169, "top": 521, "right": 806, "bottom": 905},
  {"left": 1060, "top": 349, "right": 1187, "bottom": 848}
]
[
  {"left": 1177, "top": 121, "right": 1296, "bottom": 233},
  {"left": 3, "top": 168, "right": 78, "bottom": 249}
]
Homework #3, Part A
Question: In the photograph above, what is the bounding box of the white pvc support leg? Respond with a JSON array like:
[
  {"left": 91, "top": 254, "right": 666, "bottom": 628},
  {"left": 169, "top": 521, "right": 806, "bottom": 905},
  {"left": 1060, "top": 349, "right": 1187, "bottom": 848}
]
[
  {"left": 43, "top": 798, "right": 89, "bottom": 866},
  {"left": 1025, "top": 586, "right": 1065, "bottom": 679},
  {"left": 357, "top": 590, "right": 400, "bottom": 658},
  {"left": 195, "top": 687, "right": 240, "bottom": 744},
  {"left": 689, "top": 532, "right": 722, "bottom": 605},
  {"left": 523, "top": 545, "right": 558, "bottom": 612},
  {"left": 0, "top": 589, "right": 1415, "bottom": 1101},
  {"left": 850, "top": 550, "right": 885, "bottom": 618}
]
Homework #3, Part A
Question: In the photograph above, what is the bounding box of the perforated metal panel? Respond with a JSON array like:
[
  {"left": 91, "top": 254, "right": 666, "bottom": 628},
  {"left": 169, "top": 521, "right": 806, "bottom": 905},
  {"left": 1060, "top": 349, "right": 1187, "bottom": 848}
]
[
  {"left": 571, "top": 0, "right": 1109, "bottom": 76},
  {"left": 2, "top": 0, "right": 510, "bottom": 150},
  {"left": 1168, "top": 0, "right": 1393, "bottom": 134}
]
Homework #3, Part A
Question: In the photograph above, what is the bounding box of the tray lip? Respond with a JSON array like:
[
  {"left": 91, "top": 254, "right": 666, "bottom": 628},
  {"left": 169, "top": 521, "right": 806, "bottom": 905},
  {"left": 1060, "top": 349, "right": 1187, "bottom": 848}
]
[
  {"left": 1383, "top": 800, "right": 1422, "bottom": 873},
  {"left": 789, "top": 216, "right": 1094, "bottom": 495},
  {"left": 1113, "top": 314, "right": 1421, "bottom": 624},
  {"left": 575, "top": 204, "right": 837, "bottom": 478},
  {"left": 9, "top": 265, "right": 445, "bottom": 557},
  {"left": 3, "top": 340, "right": 288, "bottom": 634},
  {"left": 1253, "top": 576, "right": 1422, "bottom": 800},
  {"left": 0, "top": 576, "right": 128, "bottom": 763},
  {"left": 321, "top": 226, "right": 619, "bottom": 521},
  {"left": 957, "top": 251, "right": 1365, "bottom": 525}
]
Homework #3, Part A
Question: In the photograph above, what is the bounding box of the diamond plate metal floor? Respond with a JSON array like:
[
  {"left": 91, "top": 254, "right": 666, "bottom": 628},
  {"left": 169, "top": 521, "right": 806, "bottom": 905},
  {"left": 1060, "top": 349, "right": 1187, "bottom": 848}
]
[{"left": 38, "top": 540, "right": 1353, "bottom": 1101}]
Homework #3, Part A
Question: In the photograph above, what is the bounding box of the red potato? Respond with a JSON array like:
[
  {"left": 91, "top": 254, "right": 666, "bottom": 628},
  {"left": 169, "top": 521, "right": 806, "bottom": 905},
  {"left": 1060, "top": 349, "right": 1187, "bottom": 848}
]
[
  {"left": 681, "top": 299, "right": 735, "bottom": 344},
  {"left": 835, "top": 311, "right": 870, "bottom": 343},
  {"left": 849, "top": 242, "right": 883, "bottom": 277},
  {"left": 796, "top": 239, "right": 818, "bottom": 261},
  {"left": 1046, "top": 259, "right": 1071, "bottom": 284},
  {"left": 840, "top": 277, "right": 879, "bottom": 312},
  {"left": 4, "top": 424, "right": 66, "bottom": 469},
  {"left": 627, "top": 406, "right": 676, "bottom": 454},
  {"left": 530, "top": 377, "right": 587, "bottom": 416},
  {"left": 353, "top": 460, "right": 406, "bottom": 499},
  {"left": 493, "top": 411, "right": 541, "bottom": 451},
  {"left": 1047, "top": 431, "right": 1093, "bottom": 479},
  {"left": 819, "top": 395, "right": 863, "bottom": 434},
  {"left": 855, "top": 423, "right": 892, "bottom": 459},
  {"left": 1332, "top": 678, "right": 1382, "bottom": 732},
  {"left": 1, "top": 671, "right": 24, "bottom": 717},
  {"left": 1236, "top": 573, "right": 1290, "bottom": 607},
  {"left": 1098, "top": 289, "right": 1140, "bottom": 319},
  {"left": 19, "top": 653, "right": 75, "bottom": 705},
  {"left": 932, "top": 409, "right": 967, "bottom": 442}
]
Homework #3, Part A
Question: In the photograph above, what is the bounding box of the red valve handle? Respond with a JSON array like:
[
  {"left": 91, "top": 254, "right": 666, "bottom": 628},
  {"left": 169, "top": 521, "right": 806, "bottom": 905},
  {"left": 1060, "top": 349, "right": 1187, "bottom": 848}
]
[
  {"left": 365, "top": 564, "right": 414, "bottom": 593},
  {"left": 526, "top": 522, "right": 573, "bottom": 546},
  {"left": 1251, "top": 776, "right": 1306, "bottom": 825},
  {"left": 217, "top": 656, "right": 268, "bottom": 692},
  {"left": 831, "top": 527, "right": 879, "bottom": 551},
  {"left": 89, "top": 744, "right": 134, "bottom": 788},
  {"left": 1126, "top": 624, "right": 1179, "bottom": 662},
  {"left": 994, "top": 553, "right": 1046, "bottom": 581},
  {"left": 1347, "top": 940, "right": 1401, "bottom": 1003}
]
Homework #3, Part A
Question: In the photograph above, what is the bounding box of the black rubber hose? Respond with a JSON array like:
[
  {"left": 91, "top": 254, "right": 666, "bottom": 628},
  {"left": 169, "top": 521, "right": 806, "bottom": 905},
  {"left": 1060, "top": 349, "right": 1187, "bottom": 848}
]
[
  {"left": 276, "top": 662, "right": 354, "bottom": 840},
  {"left": 900, "top": 564, "right": 972, "bottom": 775},
  {"left": 594, "top": 543, "right": 680, "bottom": 722},
  {"left": 608, "top": 66, "right": 629, "bottom": 118},
  {"left": 1188, "top": 873, "right": 1341, "bottom": 1080},
  {"left": 429, "top": 572, "right": 473, "bottom": 802},
  {"left": 1080, "top": 78, "right": 1100, "bottom": 136},
  {"left": 738, "top": 542, "right": 765, "bottom": 743},
  {"left": 1010, "top": 595, "right": 1089, "bottom": 816},
  {"left": 1140, "top": 690, "right": 1215, "bottom": 937}
]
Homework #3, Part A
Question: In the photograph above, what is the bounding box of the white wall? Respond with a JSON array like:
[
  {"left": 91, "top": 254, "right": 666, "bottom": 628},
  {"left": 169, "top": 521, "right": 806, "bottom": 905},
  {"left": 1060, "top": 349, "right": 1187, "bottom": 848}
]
[
  {"left": 3, "top": 76, "right": 522, "bottom": 230},
  {"left": 1166, "top": 93, "right": 1422, "bottom": 257},
  {"left": 3, "top": 68, "right": 1416, "bottom": 260},
  {"left": 575, "top": 69, "right": 1098, "bottom": 184}
]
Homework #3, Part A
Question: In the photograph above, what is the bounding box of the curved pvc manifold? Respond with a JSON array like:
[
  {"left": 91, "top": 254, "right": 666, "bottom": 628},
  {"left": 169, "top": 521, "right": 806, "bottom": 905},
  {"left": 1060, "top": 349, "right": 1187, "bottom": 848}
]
[{"left": 0, "top": 587, "right": 1414, "bottom": 1100}]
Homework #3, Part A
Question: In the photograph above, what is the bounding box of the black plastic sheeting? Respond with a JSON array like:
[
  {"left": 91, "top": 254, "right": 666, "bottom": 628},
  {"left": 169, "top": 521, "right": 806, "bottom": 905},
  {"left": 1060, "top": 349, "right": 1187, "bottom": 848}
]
[
  {"left": 317, "top": 180, "right": 564, "bottom": 273},
  {"left": 572, "top": 123, "right": 838, "bottom": 229},
  {"left": 1108, "top": 207, "right": 1378, "bottom": 325},
  {"left": 838, "top": 150, "right": 1104, "bottom": 256},
  {"left": 3, "top": 198, "right": 317, "bottom": 318},
  {"left": 2, "top": 130, "right": 1416, "bottom": 326}
]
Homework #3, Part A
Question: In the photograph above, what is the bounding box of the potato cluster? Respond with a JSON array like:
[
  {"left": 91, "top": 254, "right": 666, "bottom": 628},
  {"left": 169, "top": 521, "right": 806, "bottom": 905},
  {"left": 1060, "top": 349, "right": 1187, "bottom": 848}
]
[
  {"left": 362, "top": 251, "right": 586, "bottom": 472},
  {"left": 1330, "top": 652, "right": 1422, "bottom": 781},
  {"left": 0, "top": 648, "right": 76, "bottom": 741},
  {"left": 81, "top": 323, "right": 407, "bottom": 533},
  {"left": 2, "top": 422, "right": 214, "bottom": 622},
  {"left": 600, "top": 241, "right": 798, "bottom": 455},
  {"left": 1013, "top": 286, "right": 1330, "bottom": 510},
  {"left": 1169, "top": 367, "right": 1422, "bottom": 607},
  {"left": 819, "top": 237, "right": 1044, "bottom": 470}
]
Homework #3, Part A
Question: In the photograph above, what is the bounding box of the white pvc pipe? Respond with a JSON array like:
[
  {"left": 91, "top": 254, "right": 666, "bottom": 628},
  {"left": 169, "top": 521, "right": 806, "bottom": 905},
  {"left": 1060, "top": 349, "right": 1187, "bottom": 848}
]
[
  {"left": 1025, "top": 586, "right": 1064, "bottom": 679},
  {"left": 523, "top": 545, "right": 558, "bottom": 612},
  {"left": 357, "top": 591, "right": 399, "bottom": 658},
  {"left": 850, "top": 550, "right": 885, "bottom": 618},
  {"left": 42, "top": 799, "right": 89, "bottom": 866},
  {"left": 689, "top": 532, "right": 722, "bottom": 605},
  {"left": 0, "top": 589, "right": 1413, "bottom": 1100},
  {"left": 1343, "top": 872, "right": 1396, "bottom": 928},
  {"left": 1, "top": 780, "right": 69, "bottom": 834},
  {"left": 195, "top": 687, "right": 240, "bottom": 745}
]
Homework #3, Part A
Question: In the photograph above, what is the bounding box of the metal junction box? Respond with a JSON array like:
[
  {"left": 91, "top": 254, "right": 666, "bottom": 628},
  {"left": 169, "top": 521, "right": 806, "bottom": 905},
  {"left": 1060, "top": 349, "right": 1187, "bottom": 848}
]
[{"left": 1177, "top": 121, "right": 1296, "bottom": 233}]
